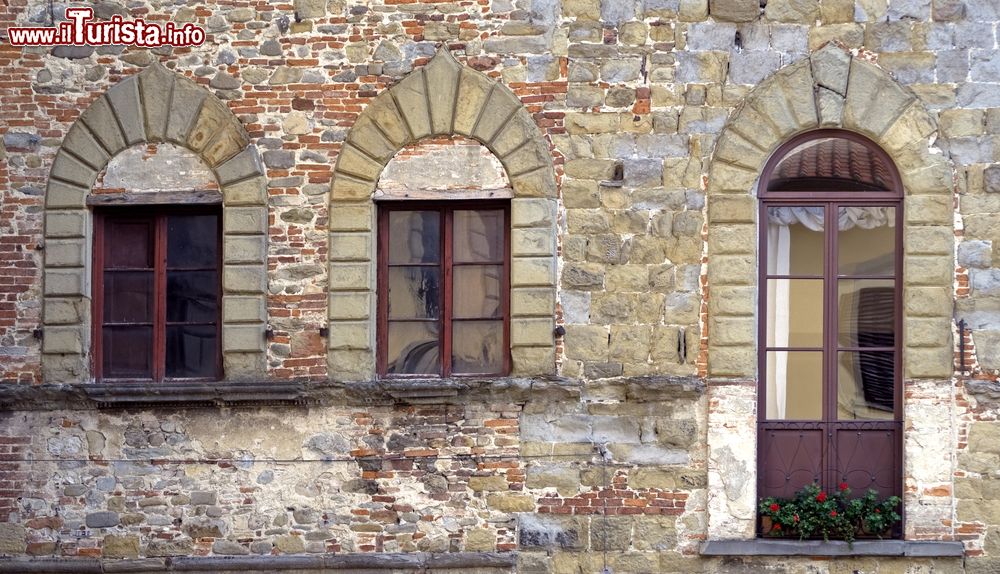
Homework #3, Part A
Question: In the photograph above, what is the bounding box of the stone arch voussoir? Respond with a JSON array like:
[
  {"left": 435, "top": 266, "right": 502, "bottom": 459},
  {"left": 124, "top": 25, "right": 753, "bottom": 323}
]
[
  {"left": 42, "top": 62, "right": 268, "bottom": 383},
  {"left": 327, "top": 47, "right": 558, "bottom": 380}
]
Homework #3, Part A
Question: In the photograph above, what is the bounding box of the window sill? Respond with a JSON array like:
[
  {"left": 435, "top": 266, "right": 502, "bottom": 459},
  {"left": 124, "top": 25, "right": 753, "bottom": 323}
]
[{"left": 700, "top": 539, "right": 965, "bottom": 557}]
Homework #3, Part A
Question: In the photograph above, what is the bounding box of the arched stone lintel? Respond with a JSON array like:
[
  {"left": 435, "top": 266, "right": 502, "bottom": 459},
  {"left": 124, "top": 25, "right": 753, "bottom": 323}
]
[
  {"left": 42, "top": 62, "right": 268, "bottom": 384},
  {"left": 327, "top": 47, "right": 558, "bottom": 380}
]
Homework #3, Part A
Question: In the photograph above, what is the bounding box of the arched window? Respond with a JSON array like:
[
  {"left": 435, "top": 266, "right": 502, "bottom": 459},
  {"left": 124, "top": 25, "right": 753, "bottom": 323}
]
[{"left": 756, "top": 130, "right": 903, "bottom": 533}]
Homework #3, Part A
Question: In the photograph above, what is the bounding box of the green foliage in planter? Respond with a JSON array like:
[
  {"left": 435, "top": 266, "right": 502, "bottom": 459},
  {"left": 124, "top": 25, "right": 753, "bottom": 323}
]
[{"left": 758, "top": 482, "right": 901, "bottom": 544}]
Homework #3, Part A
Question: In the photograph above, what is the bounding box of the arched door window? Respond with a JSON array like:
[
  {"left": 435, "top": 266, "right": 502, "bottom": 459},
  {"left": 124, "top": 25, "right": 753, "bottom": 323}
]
[{"left": 757, "top": 130, "right": 903, "bottom": 533}]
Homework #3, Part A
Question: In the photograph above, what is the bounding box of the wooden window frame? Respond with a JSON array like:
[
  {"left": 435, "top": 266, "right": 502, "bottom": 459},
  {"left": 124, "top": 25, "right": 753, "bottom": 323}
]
[
  {"left": 376, "top": 200, "right": 512, "bottom": 379},
  {"left": 92, "top": 205, "right": 223, "bottom": 383},
  {"left": 755, "top": 130, "right": 905, "bottom": 535}
]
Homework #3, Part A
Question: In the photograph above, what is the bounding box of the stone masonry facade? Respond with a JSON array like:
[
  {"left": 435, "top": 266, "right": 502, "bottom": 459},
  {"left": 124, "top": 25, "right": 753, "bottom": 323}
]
[{"left": 1, "top": 0, "right": 1000, "bottom": 572}]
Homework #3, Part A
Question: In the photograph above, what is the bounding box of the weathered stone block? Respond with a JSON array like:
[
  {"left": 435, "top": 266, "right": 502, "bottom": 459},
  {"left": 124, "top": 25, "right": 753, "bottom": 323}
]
[
  {"left": 512, "top": 346, "right": 556, "bottom": 375},
  {"left": 959, "top": 240, "right": 993, "bottom": 269},
  {"left": 513, "top": 257, "right": 555, "bottom": 287},
  {"left": 223, "top": 324, "right": 265, "bottom": 352},
  {"left": 905, "top": 195, "right": 952, "bottom": 225},
  {"left": 328, "top": 263, "right": 371, "bottom": 291},
  {"left": 214, "top": 147, "right": 263, "bottom": 186},
  {"left": 512, "top": 198, "right": 556, "bottom": 228},
  {"left": 224, "top": 207, "right": 267, "bottom": 235},
  {"left": 222, "top": 176, "right": 267, "bottom": 206},
  {"left": 329, "top": 203, "right": 373, "bottom": 231},
  {"left": 511, "top": 288, "right": 555, "bottom": 317},
  {"left": 224, "top": 235, "right": 266, "bottom": 264},
  {"left": 223, "top": 265, "right": 267, "bottom": 294},
  {"left": 708, "top": 345, "right": 755, "bottom": 376},
  {"left": 45, "top": 239, "right": 86, "bottom": 268},
  {"left": 328, "top": 232, "right": 372, "bottom": 262},
  {"left": 709, "top": 0, "right": 759, "bottom": 21},
  {"left": 904, "top": 286, "right": 953, "bottom": 318},
  {"left": 329, "top": 292, "right": 371, "bottom": 321},
  {"left": 904, "top": 346, "right": 953, "bottom": 379},
  {"left": 222, "top": 296, "right": 266, "bottom": 324},
  {"left": 43, "top": 269, "right": 86, "bottom": 297},
  {"left": 327, "top": 321, "right": 371, "bottom": 350},
  {"left": 512, "top": 317, "right": 554, "bottom": 347},
  {"left": 49, "top": 150, "right": 98, "bottom": 189}
]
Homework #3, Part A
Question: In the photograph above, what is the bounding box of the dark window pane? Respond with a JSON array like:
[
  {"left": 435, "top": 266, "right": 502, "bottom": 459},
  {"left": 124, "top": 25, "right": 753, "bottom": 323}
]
[
  {"left": 388, "top": 267, "right": 441, "bottom": 319},
  {"left": 454, "top": 210, "right": 504, "bottom": 263},
  {"left": 765, "top": 351, "right": 822, "bottom": 420},
  {"left": 452, "top": 320, "right": 503, "bottom": 374},
  {"left": 838, "top": 207, "right": 896, "bottom": 276},
  {"left": 166, "top": 325, "right": 218, "bottom": 378},
  {"left": 766, "top": 206, "right": 824, "bottom": 276},
  {"left": 453, "top": 265, "right": 502, "bottom": 318},
  {"left": 105, "top": 220, "right": 153, "bottom": 268},
  {"left": 167, "top": 271, "right": 219, "bottom": 323},
  {"left": 766, "top": 278, "right": 823, "bottom": 348},
  {"left": 167, "top": 215, "right": 218, "bottom": 269},
  {"left": 386, "top": 321, "right": 439, "bottom": 375},
  {"left": 103, "top": 271, "right": 154, "bottom": 323},
  {"left": 103, "top": 326, "right": 153, "bottom": 378},
  {"left": 838, "top": 351, "right": 894, "bottom": 420},
  {"left": 389, "top": 211, "right": 440, "bottom": 264},
  {"left": 838, "top": 280, "right": 895, "bottom": 347}
]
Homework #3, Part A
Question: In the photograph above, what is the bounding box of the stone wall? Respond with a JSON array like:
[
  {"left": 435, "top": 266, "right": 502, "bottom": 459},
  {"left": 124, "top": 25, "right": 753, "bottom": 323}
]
[{"left": 1, "top": 0, "right": 1000, "bottom": 571}]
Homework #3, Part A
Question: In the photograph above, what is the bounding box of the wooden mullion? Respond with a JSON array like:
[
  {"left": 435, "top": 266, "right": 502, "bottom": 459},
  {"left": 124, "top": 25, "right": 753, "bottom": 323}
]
[
  {"left": 153, "top": 214, "right": 168, "bottom": 382},
  {"left": 376, "top": 208, "right": 389, "bottom": 375},
  {"left": 92, "top": 212, "right": 105, "bottom": 381},
  {"left": 502, "top": 203, "right": 511, "bottom": 376},
  {"left": 441, "top": 208, "right": 453, "bottom": 377}
]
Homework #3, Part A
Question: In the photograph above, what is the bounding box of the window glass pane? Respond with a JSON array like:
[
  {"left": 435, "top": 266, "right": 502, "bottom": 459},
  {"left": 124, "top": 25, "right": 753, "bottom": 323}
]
[
  {"left": 766, "top": 206, "right": 824, "bottom": 276},
  {"left": 766, "top": 279, "right": 823, "bottom": 348},
  {"left": 453, "top": 265, "right": 502, "bottom": 318},
  {"left": 105, "top": 220, "right": 153, "bottom": 268},
  {"left": 765, "top": 351, "right": 822, "bottom": 420},
  {"left": 838, "top": 351, "right": 894, "bottom": 420},
  {"left": 768, "top": 137, "right": 893, "bottom": 191},
  {"left": 102, "top": 326, "right": 153, "bottom": 378},
  {"left": 166, "top": 325, "right": 217, "bottom": 378},
  {"left": 838, "top": 207, "right": 895, "bottom": 276},
  {"left": 388, "top": 267, "right": 441, "bottom": 319},
  {"left": 167, "top": 271, "right": 219, "bottom": 323},
  {"left": 838, "top": 279, "right": 895, "bottom": 348},
  {"left": 454, "top": 210, "right": 504, "bottom": 263},
  {"left": 386, "top": 321, "right": 440, "bottom": 375},
  {"left": 452, "top": 320, "right": 503, "bottom": 374},
  {"left": 389, "top": 211, "right": 440, "bottom": 264},
  {"left": 103, "top": 271, "right": 154, "bottom": 323},
  {"left": 167, "top": 215, "right": 218, "bottom": 269}
]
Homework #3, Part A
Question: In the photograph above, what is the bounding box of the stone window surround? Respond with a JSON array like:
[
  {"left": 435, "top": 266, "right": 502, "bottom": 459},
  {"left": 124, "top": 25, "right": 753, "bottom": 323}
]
[
  {"left": 42, "top": 63, "right": 269, "bottom": 385},
  {"left": 326, "top": 47, "right": 558, "bottom": 381},
  {"left": 704, "top": 45, "right": 957, "bottom": 542}
]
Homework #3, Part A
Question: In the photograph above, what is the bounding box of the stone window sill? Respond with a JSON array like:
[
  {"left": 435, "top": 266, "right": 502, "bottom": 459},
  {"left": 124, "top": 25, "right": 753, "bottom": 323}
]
[{"left": 701, "top": 539, "right": 965, "bottom": 557}]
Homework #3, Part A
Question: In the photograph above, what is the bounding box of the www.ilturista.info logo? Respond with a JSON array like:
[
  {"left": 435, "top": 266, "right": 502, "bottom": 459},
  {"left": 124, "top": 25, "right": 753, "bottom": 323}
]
[{"left": 6, "top": 7, "right": 206, "bottom": 47}]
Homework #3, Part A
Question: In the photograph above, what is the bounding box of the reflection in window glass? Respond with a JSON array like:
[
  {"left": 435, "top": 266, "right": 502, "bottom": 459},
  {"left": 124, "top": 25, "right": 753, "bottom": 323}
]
[
  {"left": 386, "top": 322, "right": 440, "bottom": 375},
  {"left": 838, "top": 207, "right": 895, "bottom": 276},
  {"left": 766, "top": 279, "right": 823, "bottom": 348},
  {"left": 838, "top": 280, "right": 895, "bottom": 348},
  {"left": 766, "top": 206, "right": 824, "bottom": 276},
  {"left": 838, "top": 351, "right": 894, "bottom": 420},
  {"left": 388, "top": 267, "right": 441, "bottom": 319},
  {"left": 389, "top": 211, "right": 440, "bottom": 264},
  {"left": 766, "top": 351, "right": 823, "bottom": 420},
  {"left": 452, "top": 321, "right": 503, "bottom": 374},
  {"left": 454, "top": 210, "right": 504, "bottom": 262}
]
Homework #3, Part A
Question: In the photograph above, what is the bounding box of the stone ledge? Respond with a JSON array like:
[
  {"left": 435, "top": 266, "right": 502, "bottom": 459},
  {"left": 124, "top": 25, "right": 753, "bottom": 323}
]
[
  {"left": 0, "top": 375, "right": 703, "bottom": 411},
  {"left": 0, "top": 552, "right": 517, "bottom": 573},
  {"left": 700, "top": 539, "right": 965, "bottom": 557}
]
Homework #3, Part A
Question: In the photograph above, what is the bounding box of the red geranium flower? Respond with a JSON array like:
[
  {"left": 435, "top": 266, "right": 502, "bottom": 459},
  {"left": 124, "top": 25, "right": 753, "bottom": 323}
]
[
  {"left": 769, "top": 503, "right": 780, "bottom": 512},
  {"left": 830, "top": 510, "right": 838, "bottom": 517},
  {"left": 793, "top": 514, "right": 799, "bottom": 522},
  {"left": 773, "top": 523, "right": 781, "bottom": 530},
  {"left": 816, "top": 491, "right": 827, "bottom": 502},
  {"left": 875, "top": 509, "right": 881, "bottom": 514},
  {"left": 839, "top": 482, "right": 849, "bottom": 491}
]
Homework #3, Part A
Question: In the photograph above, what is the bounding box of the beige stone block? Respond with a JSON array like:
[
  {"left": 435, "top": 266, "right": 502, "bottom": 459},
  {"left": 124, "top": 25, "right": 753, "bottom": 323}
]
[
  {"left": 222, "top": 176, "right": 267, "bottom": 206},
  {"left": 486, "top": 493, "right": 535, "bottom": 513},
  {"left": 328, "top": 263, "right": 372, "bottom": 291},
  {"left": 609, "top": 325, "right": 652, "bottom": 362},
  {"left": 512, "top": 317, "right": 554, "bottom": 347},
  {"left": 453, "top": 68, "right": 494, "bottom": 137},
  {"left": 904, "top": 286, "right": 952, "bottom": 318},
  {"left": 501, "top": 138, "right": 550, "bottom": 177},
  {"left": 512, "top": 228, "right": 555, "bottom": 258},
  {"left": 202, "top": 122, "right": 246, "bottom": 168},
  {"left": 138, "top": 63, "right": 174, "bottom": 141},
  {"left": 391, "top": 69, "right": 431, "bottom": 140},
  {"left": 905, "top": 256, "right": 953, "bottom": 286},
  {"left": 45, "top": 239, "right": 86, "bottom": 268},
  {"left": 329, "top": 292, "right": 371, "bottom": 321},
  {"left": 45, "top": 210, "right": 88, "bottom": 238},
  {"left": 223, "top": 265, "right": 266, "bottom": 294},
  {"left": 512, "top": 198, "right": 556, "bottom": 228},
  {"left": 564, "top": 112, "right": 621, "bottom": 135},
  {"left": 905, "top": 317, "right": 953, "bottom": 348},
  {"left": 512, "top": 346, "right": 555, "bottom": 375},
  {"left": 708, "top": 161, "right": 758, "bottom": 193},
  {"left": 347, "top": 115, "right": 397, "bottom": 163},
  {"left": 328, "top": 321, "right": 371, "bottom": 350},
  {"left": 650, "top": 326, "right": 681, "bottom": 363},
  {"left": 564, "top": 325, "right": 610, "bottom": 361},
  {"left": 844, "top": 59, "right": 915, "bottom": 140},
  {"left": 905, "top": 195, "right": 952, "bottom": 225},
  {"left": 45, "top": 180, "right": 88, "bottom": 210},
  {"left": 43, "top": 325, "right": 88, "bottom": 354},
  {"left": 187, "top": 97, "right": 230, "bottom": 154},
  {"left": 363, "top": 95, "right": 409, "bottom": 148},
  {"left": 79, "top": 95, "right": 126, "bottom": 156},
  {"left": 166, "top": 76, "right": 209, "bottom": 146},
  {"left": 707, "top": 254, "right": 754, "bottom": 286},
  {"left": 939, "top": 109, "right": 984, "bottom": 139},
  {"left": 223, "top": 324, "right": 265, "bottom": 352},
  {"left": 327, "top": 349, "right": 375, "bottom": 381},
  {"left": 709, "top": 224, "right": 755, "bottom": 255},
  {"left": 905, "top": 226, "right": 954, "bottom": 255},
  {"left": 708, "top": 345, "right": 755, "bottom": 377},
  {"left": 808, "top": 23, "right": 864, "bottom": 51},
  {"left": 44, "top": 297, "right": 87, "bottom": 326},
  {"left": 901, "top": 153, "right": 953, "bottom": 196},
  {"left": 224, "top": 207, "right": 267, "bottom": 235},
  {"left": 511, "top": 168, "right": 557, "bottom": 198},
  {"left": 475, "top": 85, "right": 521, "bottom": 143},
  {"left": 44, "top": 268, "right": 86, "bottom": 297},
  {"left": 224, "top": 235, "right": 266, "bottom": 264},
  {"left": 708, "top": 195, "right": 756, "bottom": 223},
  {"left": 882, "top": 102, "right": 936, "bottom": 155},
  {"left": 710, "top": 316, "right": 755, "bottom": 346},
  {"left": 328, "top": 232, "right": 372, "bottom": 262},
  {"left": 335, "top": 144, "right": 382, "bottom": 182},
  {"left": 62, "top": 123, "right": 110, "bottom": 172},
  {"left": 710, "top": 286, "right": 756, "bottom": 316},
  {"left": 820, "top": 0, "right": 854, "bottom": 22},
  {"left": 817, "top": 87, "right": 845, "bottom": 127},
  {"left": 904, "top": 346, "right": 953, "bottom": 380},
  {"left": 663, "top": 157, "right": 703, "bottom": 190},
  {"left": 511, "top": 287, "right": 555, "bottom": 317},
  {"left": 512, "top": 257, "right": 555, "bottom": 287},
  {"left": 223, "top": 296, "right": 266, "bottom": 324},
  {"left": 713, "top": 131, "right": 766, "bottom": 172},
  {"left": 493, "top": 107, "right": 539, "bottom": 158},
  {"left": 563, "top": 0, "right": 599, "bottom": 17},
  {"left": 329, "top": 203, "right": 374, "bottom": 231},
  {"left": 423, "top": 51, "right": 461, "bottom": 135},
  {"left": 105, "top": 75, "right": 145, "bottom": 146}
]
